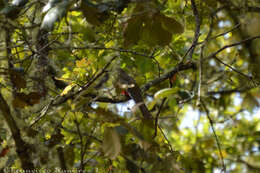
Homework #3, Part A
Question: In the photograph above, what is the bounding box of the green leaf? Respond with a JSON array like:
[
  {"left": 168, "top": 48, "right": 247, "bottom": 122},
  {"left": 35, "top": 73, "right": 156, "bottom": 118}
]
[
  {"left": 141, "top": 18, "right": 172, "bottom": 47},
  {"left": 135, "top": 56, "right": 154, "bottom": 74},
  {"left": 80, "top": 0, "right": 109, "bottom": 26},
  {"left": 157, "top": 13, "right": 184, "bottom": 34},
  {"left": 154, "top": 88, "right": 179, "bottom": 99},
  {"left": 81, "top": 26, "right": 96, "bottom": 42},
  {"left": 123, "top": 16, "right": 143, "bottom": 47},
  {"left": 139, "top": 122, "right": 154, "bottom": 142},
  {"left": 41, "top": 1, "right": 70, "bottom": 31},
  {"left": 102, "top": 127, "right": 121, "bottom": 159},
  {"left": 168, "top": 97, "right": 177, "bottom": 110}
]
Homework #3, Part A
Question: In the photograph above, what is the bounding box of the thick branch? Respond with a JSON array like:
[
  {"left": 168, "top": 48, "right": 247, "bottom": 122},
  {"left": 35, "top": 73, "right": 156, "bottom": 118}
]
[
  {"left": 57, "top": 147, "right": 67, "bottom": 170},
  {"left": 0, "top": 93, "right": 34, "bottom": 170},
  {"left": 142, "top": 62, "right": 196, "bottom": 92},
  {"left": 52, "top": 56, "right": 117, "bottom": 106},
  {"left": 77, "top": 62, "right": 196, "bottom": 104},
  {"left": 35, "top": 29, "right": 51, "bottom": 95}
]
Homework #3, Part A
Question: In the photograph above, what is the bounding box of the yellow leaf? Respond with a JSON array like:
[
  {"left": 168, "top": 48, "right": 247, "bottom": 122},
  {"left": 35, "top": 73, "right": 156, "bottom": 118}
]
[
  {"left": 60, "top": 84, "right": 75, "bottom": 96},
  {"left": 217, "top": 150, "right": 227, "bottom": 158},
  {"left": 76, "top": 58, "right": 90, "bottom": 68}
]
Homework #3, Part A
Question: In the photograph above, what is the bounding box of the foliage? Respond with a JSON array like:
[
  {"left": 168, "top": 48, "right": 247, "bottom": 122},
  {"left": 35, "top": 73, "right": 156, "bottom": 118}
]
[{"left": 0, "top": 0, "right": 260, "bottom": 172}]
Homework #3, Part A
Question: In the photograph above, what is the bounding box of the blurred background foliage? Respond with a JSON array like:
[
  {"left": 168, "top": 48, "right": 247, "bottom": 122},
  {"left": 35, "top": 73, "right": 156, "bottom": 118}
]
[{"left": 0, "top": 0, "right": 260, "bottom": 172}]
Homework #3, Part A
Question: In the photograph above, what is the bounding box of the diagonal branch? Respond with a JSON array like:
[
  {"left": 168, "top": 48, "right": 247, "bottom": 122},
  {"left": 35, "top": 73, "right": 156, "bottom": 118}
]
[
  {"left": 187, "top": 0, "right": 201, "bottom": 60},
  {"left": 142, "top": 62, "right": 196, "bottom": 92},
  {"left": 213, "top": 55, "right": 252, "bottom": 80},
  {"left": 201, "top": 100, "right": 226, "bottom": 173},
  {"left": 204, "top": 35, "right": 260, "bottom": 60},
  {"left": 0, "top": 93, "right": 34, "bottom": 170},
  {"left": 72, "top": 62, "right": 196, "bottom": 104},
  {"left": 51, "top": 56, "right": 117, "bottom": 106}
]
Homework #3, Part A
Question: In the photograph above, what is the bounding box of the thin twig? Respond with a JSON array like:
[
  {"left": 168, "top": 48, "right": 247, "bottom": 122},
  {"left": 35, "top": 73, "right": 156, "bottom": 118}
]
[
  {"left": 209, "top": 23, "right": 240, "bottom": 41},
  {"left": 53, "top": 56, "right": 117, "bottom": 106},
  {"left": 197, "top": 46, "right": 203, "bottom": 106},
  {"left": 74, "top": 118, "right": 85, "bottom": 170},
  {"left": 197, "top": 13, "right": 215, "bottom": 106},
  {"left": 142, "top": 62, "right": 196, "bottom": 92},
  {"left": 54, "top": 46, "right": 152, "bottom": 59},
  {"left": 29, "top": 96, "right": 59, "bottom": 127},
  {"left": 204, "top": 35, "right": 260, "bottom": 60},
  {"left": 186, "top": 0, "right": 201, "bottom": 60},
  {"left": 197, "top": 23, "right": 241, "bottom": 45},
  {"left": 201, "top": 100, "right": 226, "bottom": 173},
  {"left": 153, "top": 98, "right": 167, "bottom": 138},
  {"left": 213, "top": 55, "right": 252, "bottom": 80},
  {"left": 158, "top": 125, "right": 174, "bottom": 153}
]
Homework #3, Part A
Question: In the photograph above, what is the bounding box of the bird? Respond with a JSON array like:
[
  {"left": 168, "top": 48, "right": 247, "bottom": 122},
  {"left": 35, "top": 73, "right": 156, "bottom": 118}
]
[{"left": 116, "top": 68, "right": 152, "bottom": 120}]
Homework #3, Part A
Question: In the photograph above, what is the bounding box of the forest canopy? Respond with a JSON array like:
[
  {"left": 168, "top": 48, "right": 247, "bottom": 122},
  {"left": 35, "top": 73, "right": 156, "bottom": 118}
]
[{"left": 0, "top": 0, "right": 260, "bottom": 172}]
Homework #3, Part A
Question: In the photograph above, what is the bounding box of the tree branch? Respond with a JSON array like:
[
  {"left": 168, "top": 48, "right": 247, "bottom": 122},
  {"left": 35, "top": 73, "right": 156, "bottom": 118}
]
[
  {"left": 201, "top": 100, "right": 226, "bottom": 173},
  {"left": 0, "top": 93, "right": 34, "bottom": 170},
  {"left": 142, "top": 62, "right": 196, "bottom": 92},
  {"left": 187, "top": 0, "right": 201, "bottom": 60},
  {"left": 204, "top": 35, "right": 260, "bottom": 60}
]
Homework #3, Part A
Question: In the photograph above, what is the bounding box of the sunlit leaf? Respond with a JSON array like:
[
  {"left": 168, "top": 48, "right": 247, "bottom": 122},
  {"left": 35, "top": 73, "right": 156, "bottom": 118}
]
[
  {"left": 154, "top": 88, "right": 179, "bottom": 99},
  {"left": 76, "top": 58, "right": 90, "bottom": 68},
  {"left": 60, "top": 84, "right": 75, "bottom": 96}
]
